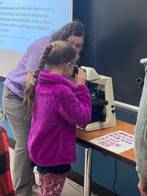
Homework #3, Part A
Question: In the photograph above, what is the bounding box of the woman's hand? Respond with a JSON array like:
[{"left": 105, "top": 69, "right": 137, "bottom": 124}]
[{"left": 26, "top": 72, "right": 36, "bottom": 87}]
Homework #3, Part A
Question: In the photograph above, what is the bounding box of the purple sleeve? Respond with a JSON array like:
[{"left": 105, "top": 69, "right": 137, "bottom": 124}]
[
  {"left": 24, "top": 36, "right": 50, "bottom": 72},
  {"left": 25, "top": 45, "right": 43, "bottom": 72},
  {"left": 58, "top": 84, "right": 92, "bottom": 126}
]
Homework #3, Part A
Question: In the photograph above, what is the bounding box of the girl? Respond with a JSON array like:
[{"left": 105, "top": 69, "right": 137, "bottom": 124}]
[
  {"left": 24, "top": 40, "right": 91, "bottom": 196},
  {"left": 3, "top": 21, "right": 85, "bottom": 195}
]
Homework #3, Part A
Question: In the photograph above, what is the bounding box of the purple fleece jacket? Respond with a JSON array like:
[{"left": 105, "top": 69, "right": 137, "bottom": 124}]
[{"left": 28, "top": 71, "right": 91, "bottom": 166}]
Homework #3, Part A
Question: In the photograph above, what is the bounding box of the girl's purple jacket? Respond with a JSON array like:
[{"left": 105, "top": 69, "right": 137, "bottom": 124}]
[{"left": 28, "top": 71, "right": 91, "bottom": 166}]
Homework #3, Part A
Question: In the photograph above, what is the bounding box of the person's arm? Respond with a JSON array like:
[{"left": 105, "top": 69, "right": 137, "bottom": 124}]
[
  {"left": 25, "top": 45, "right": 42, "bottom": 86},
  {"left": 25, "top": 46, "right": 42, "bottom": 72},
  {"left": 134, "top": 66, "right": 147, "bottom": 194},
  {"left": 24, "top": 37, "right": 49, "bottom": 85},
  {"left": 58, "top": 84, "right": 91, "bottom": 126},
  {"left": 57, "top": 69, "right": 91, "bottom": 126}
]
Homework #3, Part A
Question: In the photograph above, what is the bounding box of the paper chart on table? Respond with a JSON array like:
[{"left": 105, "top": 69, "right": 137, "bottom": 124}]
[{"left": 90, "top": 130, "right": 134, "bottom": 154}]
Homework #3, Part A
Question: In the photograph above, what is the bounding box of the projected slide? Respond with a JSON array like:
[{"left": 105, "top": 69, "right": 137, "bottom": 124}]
[{"left": 0, "top": 0, "right": 72, "bottom": 76}]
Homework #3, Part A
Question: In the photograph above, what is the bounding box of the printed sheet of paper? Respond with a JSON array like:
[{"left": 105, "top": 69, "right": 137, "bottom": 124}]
[{"left": 90, "top": 130, "right": 134, "bottom": 154}]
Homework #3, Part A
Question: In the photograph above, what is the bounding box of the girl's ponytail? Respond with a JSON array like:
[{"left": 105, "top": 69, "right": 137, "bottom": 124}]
[{"left": 23, "top": 43, "right": 53, "bottom": 110}]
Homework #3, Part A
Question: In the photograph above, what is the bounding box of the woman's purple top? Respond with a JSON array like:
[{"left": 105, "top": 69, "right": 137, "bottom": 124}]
[{"left": 4, "top": 36, "right": 50, "bottom": 98}]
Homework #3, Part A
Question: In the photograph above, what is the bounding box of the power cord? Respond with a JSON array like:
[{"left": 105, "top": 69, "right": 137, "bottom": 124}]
[{"left": 112, "top": 159, "right": 118, "bottom": 196}]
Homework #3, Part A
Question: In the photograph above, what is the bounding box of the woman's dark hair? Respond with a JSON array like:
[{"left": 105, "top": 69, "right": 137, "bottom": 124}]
[
  {"left": 24, "top": 40, "right": 78, "bottom": 110},
  {"left": 51, "top": 21, "right": 85, "bottom": 42}
]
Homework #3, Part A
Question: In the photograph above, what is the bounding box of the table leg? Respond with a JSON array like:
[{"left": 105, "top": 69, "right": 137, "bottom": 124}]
[{"left": 83, "top": 148, "right": 92, "bottom": 196}]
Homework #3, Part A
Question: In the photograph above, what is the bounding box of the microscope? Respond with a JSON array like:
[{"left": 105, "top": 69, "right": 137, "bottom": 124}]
[{"left": 78, "top": 66, "right": 116, "bottom": 131}]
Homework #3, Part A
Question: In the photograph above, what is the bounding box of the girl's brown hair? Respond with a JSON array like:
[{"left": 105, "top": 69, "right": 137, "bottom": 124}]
[{"left": 24, "top": 40, "right": 78, "bottom": 110}]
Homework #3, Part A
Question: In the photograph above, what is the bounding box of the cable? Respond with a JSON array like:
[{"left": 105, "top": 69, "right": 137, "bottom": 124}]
[
  {"left": 93, "top": 29, "right": 97, "bottom": 69},
  {"left": 112, "top": 159, "right": 118, "bottom": 195}
]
